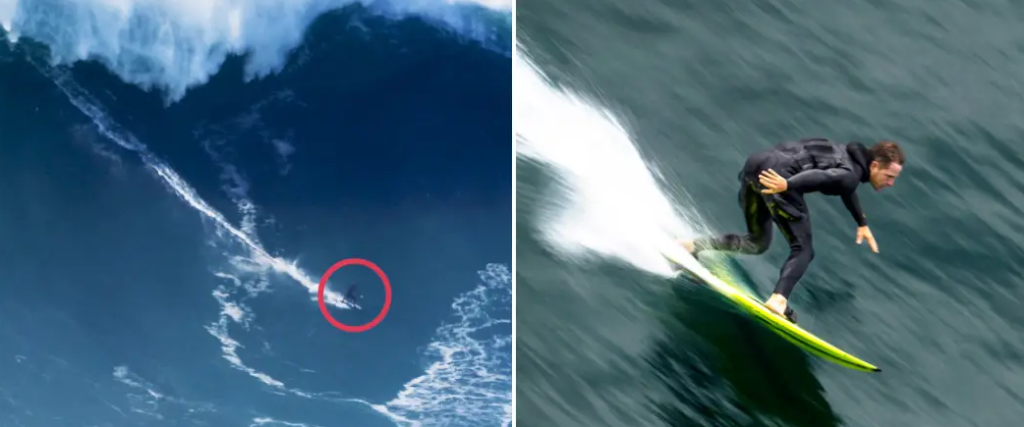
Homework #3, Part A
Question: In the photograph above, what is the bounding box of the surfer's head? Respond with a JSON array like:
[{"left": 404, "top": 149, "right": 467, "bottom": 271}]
[{"left": 868, "top": 141, "right": 905, "bottom": 191}]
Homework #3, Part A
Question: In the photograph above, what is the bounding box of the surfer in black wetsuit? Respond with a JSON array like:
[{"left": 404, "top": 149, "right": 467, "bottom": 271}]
[{"left": 678, "top": 138, "right": 905, "bottom": 322}]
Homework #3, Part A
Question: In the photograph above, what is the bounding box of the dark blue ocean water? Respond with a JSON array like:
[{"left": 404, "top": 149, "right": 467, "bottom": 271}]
[{"left": 0, "top": 3, "right": 511, "bottom": 427}]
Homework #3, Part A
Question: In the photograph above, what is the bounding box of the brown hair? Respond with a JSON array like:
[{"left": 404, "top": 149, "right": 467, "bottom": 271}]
[{"left": 870, "top": 141, "right": 905, "bottom": 166}]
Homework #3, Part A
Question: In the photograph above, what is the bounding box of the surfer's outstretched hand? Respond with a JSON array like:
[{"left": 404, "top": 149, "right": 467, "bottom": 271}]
[
  {"left": 856, "top": 225, "right": 879, "bottom": 253},
  {"left": 758, "top": 169, "right": 788, "bottom": 194}
]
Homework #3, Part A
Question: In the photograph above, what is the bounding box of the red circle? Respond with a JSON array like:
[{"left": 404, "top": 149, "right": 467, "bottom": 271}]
[{"left": 318, "top": 258, "right": 392, "bottom": 333}]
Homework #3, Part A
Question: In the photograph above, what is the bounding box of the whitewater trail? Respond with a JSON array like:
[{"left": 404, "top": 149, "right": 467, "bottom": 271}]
[{"left": 514, "top": 40, "right": 709, "bottom": 277}]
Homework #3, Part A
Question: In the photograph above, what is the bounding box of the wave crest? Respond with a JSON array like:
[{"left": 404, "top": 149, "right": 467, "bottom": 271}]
[{"left": 1, "top": 0, "right": 511, "bottom": 102}]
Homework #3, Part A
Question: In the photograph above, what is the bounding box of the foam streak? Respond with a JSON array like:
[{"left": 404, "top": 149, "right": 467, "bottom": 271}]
[{"left": 33, "top": 61, "right": 352, "bottom": 309}]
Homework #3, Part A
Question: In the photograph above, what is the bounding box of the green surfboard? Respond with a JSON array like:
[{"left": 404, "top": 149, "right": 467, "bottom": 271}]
[{"left": 660, "top": 242, "right": 881, "bottom": 373}]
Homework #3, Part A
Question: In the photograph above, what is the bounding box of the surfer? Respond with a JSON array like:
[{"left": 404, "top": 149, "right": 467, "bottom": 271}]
[
  {"left": 344, "top": 283, "right": 360, "bottom": 304},
  {"left": 678, "top": 138, "right": 905, "bottom": 322}
]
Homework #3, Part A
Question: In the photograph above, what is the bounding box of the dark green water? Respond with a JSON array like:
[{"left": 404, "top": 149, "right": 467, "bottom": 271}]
[{"left": 516, "top": 1, "right": 1024, "bottom": 426}]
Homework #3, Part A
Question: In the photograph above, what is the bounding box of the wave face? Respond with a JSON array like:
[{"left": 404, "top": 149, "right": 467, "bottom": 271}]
[{"left": 0, "top": 2, "right": 510, "bottom": 427}]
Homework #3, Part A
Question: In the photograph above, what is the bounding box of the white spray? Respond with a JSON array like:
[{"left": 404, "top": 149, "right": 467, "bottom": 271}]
[{"left": 514, "top": 41, "right": 714, "bottom": 278}]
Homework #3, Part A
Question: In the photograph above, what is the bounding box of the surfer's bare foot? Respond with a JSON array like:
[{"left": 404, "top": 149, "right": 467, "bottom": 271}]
[
  {"left": 765, "top": 293, "right": 788, "bottom": 318},
  {"left": 677, "top": 239, "right": 696, "bottom": 254}
]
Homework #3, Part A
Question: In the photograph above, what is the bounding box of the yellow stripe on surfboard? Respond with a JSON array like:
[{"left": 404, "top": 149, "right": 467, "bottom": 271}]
[{"left": 659, "top": 242, "right": 881, "bottom": 373}]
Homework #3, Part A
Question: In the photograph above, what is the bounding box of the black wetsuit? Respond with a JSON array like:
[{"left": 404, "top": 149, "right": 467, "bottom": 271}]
[{"left": 693, "top": 138, "right": 873, "bottom": 299}]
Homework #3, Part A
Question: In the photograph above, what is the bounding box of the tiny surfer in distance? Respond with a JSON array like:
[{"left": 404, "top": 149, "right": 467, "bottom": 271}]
[
  {"left": 677, "top": 138, "right": 905, "bottom": 323},
  {"left": 344, "top": 282, "right": 360, "bottom": 305}
]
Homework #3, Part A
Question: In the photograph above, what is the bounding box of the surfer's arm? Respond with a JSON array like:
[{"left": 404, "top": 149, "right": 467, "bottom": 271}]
[
  {"left": 784, "top": 169, "right": 849, "bottom": 193},
  {"left": 841, "top": 191, "right": 867, "bottom": 227}
]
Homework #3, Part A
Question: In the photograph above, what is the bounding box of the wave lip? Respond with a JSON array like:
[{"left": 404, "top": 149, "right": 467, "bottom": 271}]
[{"left": 0, "top": 0, "right": 511, "bottom": 102}]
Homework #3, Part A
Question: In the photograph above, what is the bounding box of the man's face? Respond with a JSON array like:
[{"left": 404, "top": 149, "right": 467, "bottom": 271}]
[{"left": 869, "top": 160, "right": 902, "bottom": 191}]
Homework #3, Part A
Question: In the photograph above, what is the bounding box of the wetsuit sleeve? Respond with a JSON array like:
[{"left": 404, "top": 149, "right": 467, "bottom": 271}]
[
  {"left": 785, "top": 169, "right": 850, "bottom": 193},
  {"left": 841, "top": 191, "right": 868, "bottom": 227}
]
